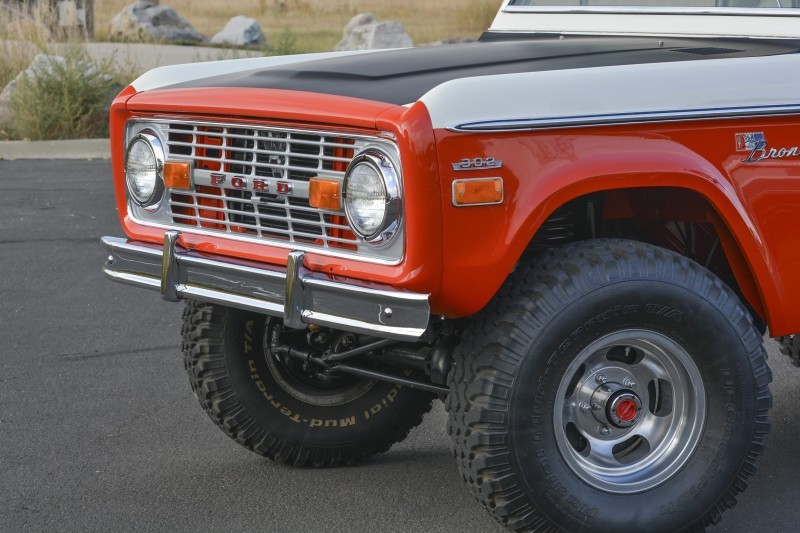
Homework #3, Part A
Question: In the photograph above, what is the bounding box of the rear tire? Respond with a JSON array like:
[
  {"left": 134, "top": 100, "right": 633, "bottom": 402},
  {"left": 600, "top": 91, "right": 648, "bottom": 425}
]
[
  {"left": 183, "top": 301, "right": 435, "bottom": 467},
  {"left": 447, "top": 240, "right": 771, "bottom": 532}
]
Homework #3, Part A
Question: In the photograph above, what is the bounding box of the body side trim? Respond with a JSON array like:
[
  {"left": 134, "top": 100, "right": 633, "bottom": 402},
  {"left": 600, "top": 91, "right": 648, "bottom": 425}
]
[{"left": 451, "top": 104, "right": 800, "bottom": 132}]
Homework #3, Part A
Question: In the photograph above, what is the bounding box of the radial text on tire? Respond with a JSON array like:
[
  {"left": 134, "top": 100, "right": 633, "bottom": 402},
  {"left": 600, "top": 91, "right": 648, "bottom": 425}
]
[{"left": 182, "top": 301, "right": 435, "bottom": 467}]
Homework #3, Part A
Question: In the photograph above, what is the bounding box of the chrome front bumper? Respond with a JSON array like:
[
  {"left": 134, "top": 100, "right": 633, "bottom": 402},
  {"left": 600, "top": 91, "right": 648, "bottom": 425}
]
[{"left": 101, "top": 231, "right": 430, "bottom": 341}]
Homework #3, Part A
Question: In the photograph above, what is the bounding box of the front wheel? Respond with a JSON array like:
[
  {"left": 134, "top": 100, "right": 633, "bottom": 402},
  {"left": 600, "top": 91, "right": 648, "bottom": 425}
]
[
  {"left": 183, "top": 301, "right": 435, "bottom": 467},
  {"left": 447, "top": 240, "right": 772, "bottom": 532}
]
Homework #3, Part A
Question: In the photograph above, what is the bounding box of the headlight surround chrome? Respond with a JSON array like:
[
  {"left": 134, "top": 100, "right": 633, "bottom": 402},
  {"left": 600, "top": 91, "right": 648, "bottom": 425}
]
[
  {"left": 125, "top": 130, "right": 165, "bottom": 209},
  {"left": 343, "top": 149, "right": 401, "bottom": 244}
]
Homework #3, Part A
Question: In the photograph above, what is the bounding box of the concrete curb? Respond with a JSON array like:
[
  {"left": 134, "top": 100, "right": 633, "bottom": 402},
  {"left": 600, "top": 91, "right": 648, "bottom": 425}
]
[{"left": 0, "top": 139, "right": 110, "bottom": 160}]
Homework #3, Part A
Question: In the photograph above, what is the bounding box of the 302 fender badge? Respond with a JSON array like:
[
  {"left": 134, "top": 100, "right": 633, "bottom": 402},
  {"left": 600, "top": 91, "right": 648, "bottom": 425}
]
[
  {"left": 452, "top": 157, "right": 503, "bottom": 171},
  {"left": 738, "top": 132, "right": 800, "bottom": 163}
]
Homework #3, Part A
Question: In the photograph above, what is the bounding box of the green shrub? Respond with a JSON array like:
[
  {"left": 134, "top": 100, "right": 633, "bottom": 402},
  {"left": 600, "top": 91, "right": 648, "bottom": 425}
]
[
  {"left": 264, "top": 27, "right": 299, "bottom": 56},
  {"left": 9, "top": 50, "right": 119, "bottom": 140}
]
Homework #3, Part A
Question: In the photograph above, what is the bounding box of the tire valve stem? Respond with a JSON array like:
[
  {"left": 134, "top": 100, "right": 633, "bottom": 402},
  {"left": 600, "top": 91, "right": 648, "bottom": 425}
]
[{"left": 599, "top": 425, "right": 611, "bottom": 436}]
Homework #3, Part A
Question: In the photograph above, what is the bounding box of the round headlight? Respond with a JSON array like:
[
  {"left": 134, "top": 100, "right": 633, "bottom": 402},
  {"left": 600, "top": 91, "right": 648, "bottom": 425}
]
[
  {"left": 125, "top": 131, "right": 164, "bottom": 207},
  {"left": 344, "top": 149, "right": 401, "bottom": 243}
]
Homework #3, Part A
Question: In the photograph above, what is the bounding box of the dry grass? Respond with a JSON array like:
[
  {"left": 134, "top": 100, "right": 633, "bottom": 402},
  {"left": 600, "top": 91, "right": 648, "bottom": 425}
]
[
  {"left": 0, "top": 3, "right": 53, "bottom": 88},
  {"left": 94, "top": 0, "right": 502, "bottom": 51},
  {"left": 0, "top": 4, "right": 138, "bottom": 140}
]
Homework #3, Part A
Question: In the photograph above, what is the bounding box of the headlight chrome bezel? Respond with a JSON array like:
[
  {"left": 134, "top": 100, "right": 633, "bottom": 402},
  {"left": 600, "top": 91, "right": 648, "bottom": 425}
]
[
  {"left": 125, "top": 129, "right": 165, "bottom": 210},
  {"left": 343, "top": 149, "right": 402, "bottom": 246}
]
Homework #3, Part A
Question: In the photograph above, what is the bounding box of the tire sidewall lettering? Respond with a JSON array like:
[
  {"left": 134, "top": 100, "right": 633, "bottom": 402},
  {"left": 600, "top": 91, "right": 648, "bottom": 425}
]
[{"left": 222, "top": 310, "right": 424, "bottom": 442}]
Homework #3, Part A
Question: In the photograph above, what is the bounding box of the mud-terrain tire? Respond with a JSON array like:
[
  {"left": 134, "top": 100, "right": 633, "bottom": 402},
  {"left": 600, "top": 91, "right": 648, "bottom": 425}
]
[
  {"left": 183, "top": 301, "right": 435, "bottom": 467},
  {"left": 446, "top": 239, "right": 771, "bottom": 532}
]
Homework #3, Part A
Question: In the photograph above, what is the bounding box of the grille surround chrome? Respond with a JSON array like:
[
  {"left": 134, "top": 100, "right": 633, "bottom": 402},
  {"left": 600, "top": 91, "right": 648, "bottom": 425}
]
[{"left": 125, "top": 118, "right": 404, "bottom": 265}]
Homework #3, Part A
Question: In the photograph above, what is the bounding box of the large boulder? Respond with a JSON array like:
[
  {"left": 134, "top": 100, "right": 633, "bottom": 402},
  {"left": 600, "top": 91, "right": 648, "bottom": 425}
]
[
  {"left": 211, "top": 16, "right": 265, "bottom": 47},
  {"left": 335, "top": 12, "right": 413, "bottom": 51},
  {"left": 108, "top": 1, "right": 205, "bottom": 43}
]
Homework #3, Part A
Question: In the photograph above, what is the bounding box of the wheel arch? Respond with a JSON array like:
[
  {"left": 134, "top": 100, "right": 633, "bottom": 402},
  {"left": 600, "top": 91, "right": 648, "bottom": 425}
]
[{"left": 522, "top": 178, "right": 776, "bottom": 331}]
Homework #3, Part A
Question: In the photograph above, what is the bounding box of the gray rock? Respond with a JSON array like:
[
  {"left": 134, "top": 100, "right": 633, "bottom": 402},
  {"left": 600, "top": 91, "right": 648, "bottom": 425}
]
[
  {"left": 342, "top": 12, "right": 376, "bottom": 36},
  {"left": 335, "top": 13, "right": 413, "bottom": 51},
  {"left": 211, "top": 16, "right": 265, "bottom": 46},
  {"left": 0, "top": 76, "right": 18, "bottom": 127},
  {"left": 108, "top": 1, "right": 205, "bottom": 43}
]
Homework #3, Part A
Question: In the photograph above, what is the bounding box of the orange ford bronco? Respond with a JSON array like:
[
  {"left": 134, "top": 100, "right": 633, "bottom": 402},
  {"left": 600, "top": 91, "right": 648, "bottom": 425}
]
[{"left": 103, "top": 1, "right": 800, "bottom": 530}]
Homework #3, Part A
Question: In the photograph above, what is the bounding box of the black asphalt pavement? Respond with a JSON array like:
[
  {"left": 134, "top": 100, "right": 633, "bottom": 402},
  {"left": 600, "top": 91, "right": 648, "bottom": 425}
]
[{"left": 1, "top": 159, "right": 798, "bottom": 532}]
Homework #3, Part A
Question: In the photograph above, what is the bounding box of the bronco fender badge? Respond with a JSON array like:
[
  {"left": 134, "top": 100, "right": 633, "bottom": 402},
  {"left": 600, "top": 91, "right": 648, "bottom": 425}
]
[
  {"left": 738, "top": 132, "right": 800, "bottom": 163},
  {"left": 452, "top": 157, "right": 503, "bottom": 171}
]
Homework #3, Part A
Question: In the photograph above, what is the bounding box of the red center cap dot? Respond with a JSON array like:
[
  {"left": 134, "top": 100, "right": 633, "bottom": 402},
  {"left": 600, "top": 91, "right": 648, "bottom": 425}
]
[{"left": 616, "top": 399, "right": 638, "bottom": 422}]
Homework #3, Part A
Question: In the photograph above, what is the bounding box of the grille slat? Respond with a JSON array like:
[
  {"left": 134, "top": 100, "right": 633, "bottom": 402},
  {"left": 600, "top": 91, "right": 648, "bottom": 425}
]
[
  {"left": 168, "top": 214, "right": 356, "bottom": 245},
  {"left": 163, "top": 120, "right": 362, "bottom": 251},
  {"left": 183, "top": 155, "right": 340, "bottom": 177},
  {"left": 167, "top": 141, "right": 353, "bottom": 164},
  {"left": 169, "top": 201, "right": 352, "bottom": 230}
]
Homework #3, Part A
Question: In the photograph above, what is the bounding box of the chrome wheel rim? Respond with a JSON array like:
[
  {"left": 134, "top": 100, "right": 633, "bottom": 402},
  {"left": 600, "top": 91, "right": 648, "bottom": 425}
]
[{"left": 553, "top": 330, "right": 706, "bottom": 494}]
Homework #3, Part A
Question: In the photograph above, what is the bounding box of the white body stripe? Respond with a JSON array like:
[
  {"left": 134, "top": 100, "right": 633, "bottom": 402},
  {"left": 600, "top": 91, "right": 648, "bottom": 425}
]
[
  {"left": 491, "top": 0, "right": 800, "bottom": 39},
  {"left": 418, "top": 54, "right": 800, "bottom": 130},
  {"left": 130, "top": 50, "right": 386, "bottom": 93}
]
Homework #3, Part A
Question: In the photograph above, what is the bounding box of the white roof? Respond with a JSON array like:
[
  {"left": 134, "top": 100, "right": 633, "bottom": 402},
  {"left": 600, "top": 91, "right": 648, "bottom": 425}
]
[{"left": 490, "top": 0, "right": 800, "bottom": 39}]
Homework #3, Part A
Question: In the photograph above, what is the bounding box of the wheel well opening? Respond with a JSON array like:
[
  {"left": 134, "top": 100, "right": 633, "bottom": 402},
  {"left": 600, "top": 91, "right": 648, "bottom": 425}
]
[{"left": 527, "top": 187, "right": 766, "bottom": 331}]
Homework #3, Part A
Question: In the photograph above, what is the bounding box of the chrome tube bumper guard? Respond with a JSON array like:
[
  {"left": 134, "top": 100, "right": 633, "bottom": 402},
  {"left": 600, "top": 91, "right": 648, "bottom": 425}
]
[{"left": 101, "top": 231, "right": 430, "bottom": 341}]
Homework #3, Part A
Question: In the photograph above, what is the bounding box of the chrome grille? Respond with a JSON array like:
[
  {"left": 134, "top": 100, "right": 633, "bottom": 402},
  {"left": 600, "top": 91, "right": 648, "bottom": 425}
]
[{"left": 163, "top": 121, "right": 362, "bottom": 250}]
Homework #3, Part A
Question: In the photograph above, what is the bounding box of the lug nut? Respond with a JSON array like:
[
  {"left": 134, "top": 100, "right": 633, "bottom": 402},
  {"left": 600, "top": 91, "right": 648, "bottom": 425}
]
[
  {"left": 599, "top": 425, "right": 611, "bottom": 436},
  {"left": 592, "top": 403, "right": 602, "bottom": 411},
  {"left": 579, "top": 402, "right": 591, "bottom": 413},
  {"left": 595, "top": 374, "right": 607, "bottom": 384},
  {"left": 623, "top": 378, "right": 637, "bottom": 389}
]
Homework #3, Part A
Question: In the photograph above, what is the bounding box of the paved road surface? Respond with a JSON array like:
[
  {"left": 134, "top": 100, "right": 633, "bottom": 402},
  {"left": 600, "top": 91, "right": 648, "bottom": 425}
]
[{"left": 1, "top": 160, "right": 798, "bottom": 532}]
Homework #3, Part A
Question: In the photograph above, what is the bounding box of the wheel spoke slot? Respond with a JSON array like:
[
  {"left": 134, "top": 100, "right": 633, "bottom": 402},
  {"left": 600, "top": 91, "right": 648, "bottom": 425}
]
[
  {"left": 647, "top": 378, "right": 673, "bottom": 417},
  {"left": 611, "top": 435, "right": 651, "bottom": 465},
  {"left": 605, "top": 345, "right": 644, "bottom": 365},
  {"left": 565, "top": 422, "right": 589, "bottom": 456}
]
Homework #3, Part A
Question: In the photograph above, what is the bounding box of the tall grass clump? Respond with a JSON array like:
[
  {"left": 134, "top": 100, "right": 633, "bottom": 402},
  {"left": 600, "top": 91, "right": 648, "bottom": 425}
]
[
  {"left": 0, "top": 2, "right": 53, "bottom": 88},
  {"left": 9, "top": 49, "right": 119, "bottom": 140},
  {"left": 263, "top": 27, "right": 300, "bottom": 56},
  {"left": 1, "top": 3, "right": 137, "bottom": 140}
]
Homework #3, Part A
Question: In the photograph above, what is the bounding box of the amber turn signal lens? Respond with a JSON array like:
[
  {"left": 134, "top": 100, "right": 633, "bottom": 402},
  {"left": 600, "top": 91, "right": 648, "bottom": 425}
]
[
  {"left": 163, "top": 161, "right": 192, "bottom": 189},
  {"left": 309, "top": 178, "right": 341, "bottom": 210},
  {"left": 452, "top": 177, "right": 503, "bottom": 206}
]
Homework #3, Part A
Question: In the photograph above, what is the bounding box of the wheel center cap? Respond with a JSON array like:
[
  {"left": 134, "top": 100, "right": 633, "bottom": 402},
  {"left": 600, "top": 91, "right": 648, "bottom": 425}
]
[
  {"left": 615, "top": 398, "right": 638, "bottom": 422},
  {"left": 590, "top": 381, "right": 643, "bottom": 429},
  {"left": 607, "top": 391, "right": 642, "bottom": 428}
]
